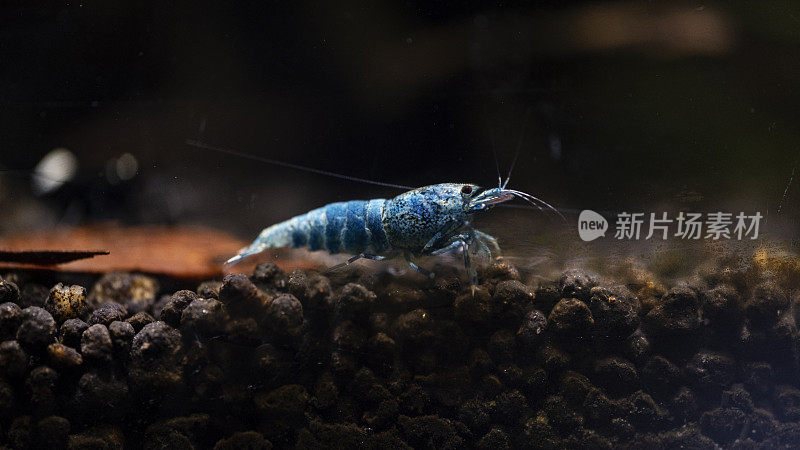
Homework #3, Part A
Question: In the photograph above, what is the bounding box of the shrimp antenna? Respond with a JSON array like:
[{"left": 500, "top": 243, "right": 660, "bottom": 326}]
[
  {"left": 502, "top": 108, "right": 531, "bottom": 189},
  {"left": 505, "top": 188, "right": 567, "bottom": 222},
  {"left": 498, "top": 203, "right": 588, "bottom": 217},
  {"left": 489, "top": 133, "right": 502, "bottom": 189},
  {"left": 185, "top": 140, "right": 414, "bottom": 191}
]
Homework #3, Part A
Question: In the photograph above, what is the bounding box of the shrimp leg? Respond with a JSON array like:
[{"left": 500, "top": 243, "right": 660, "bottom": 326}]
[
  {"left": 404, "top": 253, "right": 435, "bottom": 279},
  {"left": 431, "top": 233, "right": 478, "bottom": 286},
  {"left": 421, "top": 220, "right": 459, "bottom": 254},
  {"left": 461, "top": 238, "right": 477, "bottom": 287},
  {"left": 433, "top": 230, "right": 492, "bottom": 259},
  {"left": 474, "top": 230, "right": 500, "bottom": 254},
  {"left": 327, "top": 253, "right": 387, "bottom": 272}
]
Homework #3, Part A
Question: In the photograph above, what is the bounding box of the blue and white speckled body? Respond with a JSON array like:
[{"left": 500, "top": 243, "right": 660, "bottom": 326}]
[
  {"left": 228, "top": 183, "right": 524, "bottom": 282},
  {"left": 240, "top": 198, "right": 390, "bottom": 256},
  {"left": 382, "top": 184, "right": 469, "bottom": 253}
]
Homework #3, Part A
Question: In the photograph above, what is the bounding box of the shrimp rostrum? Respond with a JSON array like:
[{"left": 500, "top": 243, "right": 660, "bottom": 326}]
[{"left": 227, "top": 182, "right": 556, "bottom": 284}]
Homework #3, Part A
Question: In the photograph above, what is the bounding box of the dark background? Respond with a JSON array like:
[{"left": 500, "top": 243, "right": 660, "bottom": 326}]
[{"left": 1, "top": 1, "right": 798, "bottom": 245}]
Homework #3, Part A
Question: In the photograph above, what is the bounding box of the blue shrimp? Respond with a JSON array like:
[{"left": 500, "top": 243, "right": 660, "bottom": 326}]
[
  {"left": 185, "top": 139, "right": 560, "bottom": 284},
  {"left": 226, "top": 182, "right": 557, "bottom": 284}
]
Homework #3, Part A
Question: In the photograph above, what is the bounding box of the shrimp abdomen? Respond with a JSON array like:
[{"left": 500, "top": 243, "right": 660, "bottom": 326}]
[
  {"left": 229, "top": 198, "right": 389, "bottom": 265},
  {"left": 322, "top": 199, "right": 390, "bottom": 254}
]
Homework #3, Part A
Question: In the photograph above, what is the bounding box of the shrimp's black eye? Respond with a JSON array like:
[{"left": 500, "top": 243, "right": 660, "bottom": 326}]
[{"left": 461, "top": 185, "right": 473, "bottom": 195}]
